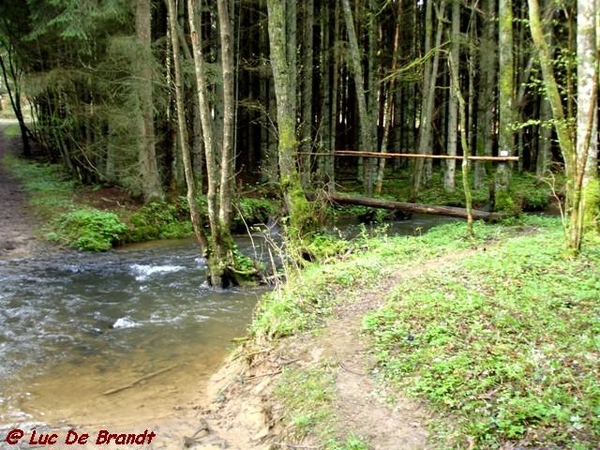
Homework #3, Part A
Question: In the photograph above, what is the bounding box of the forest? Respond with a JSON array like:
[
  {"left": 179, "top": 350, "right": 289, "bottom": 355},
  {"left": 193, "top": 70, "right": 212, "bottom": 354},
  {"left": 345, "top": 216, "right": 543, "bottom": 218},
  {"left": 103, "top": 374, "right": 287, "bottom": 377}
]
[{"left": 0, "top": 0, "right": 598, "bottom": 285}]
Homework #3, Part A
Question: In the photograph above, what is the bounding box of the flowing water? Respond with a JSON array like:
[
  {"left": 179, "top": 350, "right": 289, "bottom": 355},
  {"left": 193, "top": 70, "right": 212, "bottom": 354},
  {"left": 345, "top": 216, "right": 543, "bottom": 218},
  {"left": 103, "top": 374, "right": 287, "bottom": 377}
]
[
  {"left": 0, "top": 238, "right": 266, "bottom": 431},
  {"left": 0, "top": 215, "right": 457, "bottom": 441}
]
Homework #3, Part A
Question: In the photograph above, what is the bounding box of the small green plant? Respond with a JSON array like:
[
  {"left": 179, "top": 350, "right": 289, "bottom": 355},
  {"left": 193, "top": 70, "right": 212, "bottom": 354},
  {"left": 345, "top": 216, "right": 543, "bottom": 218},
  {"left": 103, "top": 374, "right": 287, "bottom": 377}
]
[{"left": 51, "top": 209, "right": 127, "bottom": 251}]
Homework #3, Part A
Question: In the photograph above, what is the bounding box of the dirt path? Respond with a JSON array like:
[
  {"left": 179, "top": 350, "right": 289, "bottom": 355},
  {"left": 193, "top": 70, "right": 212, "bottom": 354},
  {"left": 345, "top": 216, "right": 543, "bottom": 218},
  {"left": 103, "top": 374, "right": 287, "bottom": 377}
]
[
  {"left": 193, "top": 254, "right": 469, "bottom": 450},
  {"left": 0, "top": 120, "right": 40, "bottom": 258}
]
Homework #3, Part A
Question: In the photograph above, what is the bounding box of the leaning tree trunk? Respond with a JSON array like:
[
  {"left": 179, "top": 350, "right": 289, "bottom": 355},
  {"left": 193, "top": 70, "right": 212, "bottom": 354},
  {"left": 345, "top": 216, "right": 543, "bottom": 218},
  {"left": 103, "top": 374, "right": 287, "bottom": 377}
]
[
  {"left": 341, "top": 0, "right": 377, "bottom": 197},
  {"left": 527, "top": 0, "right": 580, "bottom": 252},
  {"left": 166, "top": 0, "right": 209, "bottom": 257},
  {"left": 188, "top": 0, "right": 241, "bottom": 287},
  {"left": 0, "top": 53, "right": 31, "bottom": 158}
]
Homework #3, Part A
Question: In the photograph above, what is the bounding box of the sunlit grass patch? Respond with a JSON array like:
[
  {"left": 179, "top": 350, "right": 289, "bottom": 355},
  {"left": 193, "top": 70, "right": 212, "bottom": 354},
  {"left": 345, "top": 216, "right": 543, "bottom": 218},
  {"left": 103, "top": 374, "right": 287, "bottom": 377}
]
[{"left": 364, "top": 222, "right": 599, "bottom": 448}]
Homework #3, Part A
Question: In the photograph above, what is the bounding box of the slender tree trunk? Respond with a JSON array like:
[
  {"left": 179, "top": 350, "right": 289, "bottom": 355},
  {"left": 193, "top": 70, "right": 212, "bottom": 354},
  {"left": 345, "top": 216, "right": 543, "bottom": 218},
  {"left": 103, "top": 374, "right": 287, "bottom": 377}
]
[
  {"left": 188, "top": 0, "right": 242, "bottom": 287},
  {"left": 300, "top": 0, "right": 314, "bottom": 188},
  {"left": 266, "top": 0, "right": 316, "bottom": 245},
  {"left": 411, "top": 0, "right": 446, "bottom": 199},
  {"left": 341, "top": 0, "right": 377, "bottom": 196},
  {"left": 444, "top": 0, "right": 460, "bottom": 192},
  {"left": 0, "top": 53, "right": 31, "bottom": 157},
  {"left": 475, "top": 0, "right": 496, "bottom": 189},
  {"left": 375, "top": 0, "right": 403, "bottom": 194},
  {"left": 166, "top": 0, "right": 209, "bottom": 256},
  {"left": 576, "top": 0, "right": 599, "bottom": 237},
  {"left": 494, "top": 0, "right": 515, "bottom": 211},
  {"left": 527, "top": 0, "right": 580, "bottom": 252},
  {"left": 135, "top": 0, "right": 164, "bottom": 202},
  {"left": 536, "top": 97, "right": 552, "bottom": 179},
  {"left": 449, "top": 50, "right": 474, "bottom": 236}
]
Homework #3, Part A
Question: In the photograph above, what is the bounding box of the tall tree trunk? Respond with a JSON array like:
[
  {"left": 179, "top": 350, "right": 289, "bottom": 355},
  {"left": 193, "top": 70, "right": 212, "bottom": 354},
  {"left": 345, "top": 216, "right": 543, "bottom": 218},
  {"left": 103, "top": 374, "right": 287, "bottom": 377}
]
[
  {"left": 576, "top": 0, "right": 599, "bottom": 237},
  {"left": 527, "top": 0, "right": 580, "bottom": 252},
  {"left": 266, "top": 0, "right": 316, "bottom": 245},
  {"left": 135, "top": 0, "right": 164, "bottom": 202},
  {"left": 474, "top": 0, "right": 496, "bottom": 189},
  {"left": 444, "top": 0, "right": 461, "bottom": 192},
  {"left": 411, "top": 0, "right": 446, "bottom": 199},
  {"left": 166, "top": 0, "right": 209, "bottom": 256},
  {"left": 375, "top": 0, "right": 403, "bottom": 195},
  {"left": 341, "top": 0, "right": 377, "bottom": 196},
  {"left": 188, "top": 0, "right": 242, "bottom": 287},
  {"left": 494, "top": 0, "right": 515, "bottom": 211},
  {"left": 300, "top": 0, "right": 314, "bottom": 188}
]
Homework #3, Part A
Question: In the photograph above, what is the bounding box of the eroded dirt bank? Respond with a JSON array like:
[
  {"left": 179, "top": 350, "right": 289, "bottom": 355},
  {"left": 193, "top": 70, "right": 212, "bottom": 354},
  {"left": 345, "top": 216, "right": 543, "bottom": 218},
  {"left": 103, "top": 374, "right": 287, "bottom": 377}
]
[{"left": 189, "top": 260, "right": 472, "bottom": 450}]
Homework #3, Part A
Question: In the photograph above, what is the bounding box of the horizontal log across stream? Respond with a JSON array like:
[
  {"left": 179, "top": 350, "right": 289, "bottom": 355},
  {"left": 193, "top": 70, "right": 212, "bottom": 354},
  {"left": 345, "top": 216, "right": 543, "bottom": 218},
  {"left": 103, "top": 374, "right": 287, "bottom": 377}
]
[{"left": 324, "top": 192, "right": 506, "bottom": 222}]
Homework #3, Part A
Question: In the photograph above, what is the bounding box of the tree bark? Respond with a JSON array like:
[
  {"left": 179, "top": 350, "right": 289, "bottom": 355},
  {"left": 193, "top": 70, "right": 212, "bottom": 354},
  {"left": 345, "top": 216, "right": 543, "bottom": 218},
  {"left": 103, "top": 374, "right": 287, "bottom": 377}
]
[
  {"left": 166, "top": 0, "right": 209, "bottom": 256},
  {"left": 527, "top": 0, "right": 582, "bottom": 252},
  {"left": 300, "top": 0, "right": 314, "bottom": 188},
  {"left": 341, "top": 0, "right": 377, "bottom": 196},
  {"left": 494, "top": 0, "right": 515, "bottom": 211},
  {"left": 444, "top": 0, "right": 460, "bottom": 192},
  {"left": 411, "top": 0, "right": 446, "bottom": 199},
  {"left": 576, "top": 0, "right": 598, "bottom": 239},
  {"left": 266, "top": 0, "right": 317, "bottom": 243},
  {"left": 135, "top": 0, "right": 164, "bottom": 202},
  {"left": 474, "top": 0, "right": 496, "bottom": 189}
]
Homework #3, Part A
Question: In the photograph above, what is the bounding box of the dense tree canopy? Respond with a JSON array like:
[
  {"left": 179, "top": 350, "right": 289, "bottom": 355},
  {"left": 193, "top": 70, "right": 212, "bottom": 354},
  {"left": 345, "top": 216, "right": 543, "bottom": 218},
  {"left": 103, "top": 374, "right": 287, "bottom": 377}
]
[{"left": 0, "top": 0, "right": 598, "bottom": 253}]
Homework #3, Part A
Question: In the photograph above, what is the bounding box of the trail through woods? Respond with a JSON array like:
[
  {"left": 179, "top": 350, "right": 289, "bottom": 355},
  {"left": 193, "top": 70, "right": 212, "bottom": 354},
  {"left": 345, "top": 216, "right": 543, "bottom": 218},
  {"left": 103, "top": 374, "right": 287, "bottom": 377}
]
[{"left": 0, "top": 120, "right": 40, "bottom": 257}]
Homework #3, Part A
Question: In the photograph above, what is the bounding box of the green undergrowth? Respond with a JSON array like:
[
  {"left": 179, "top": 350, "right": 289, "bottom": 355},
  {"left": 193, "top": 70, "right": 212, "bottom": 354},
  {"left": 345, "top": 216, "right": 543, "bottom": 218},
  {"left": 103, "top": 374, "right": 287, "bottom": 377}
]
[
  {"left": 251, "top": 220, "right": 501, "bottom": 341},
  {"left": 251, "top": 216, "right": 598, "bottom": 448},
  {"left": 3, "top": 153, "right": 76, "bottom": 215},
  {"left": 274, "top": 363, "right": 370, "bottom": 450},
  {"left": 363, "top": 218, "right": 599, "bottom": 448},
  {"left": 4, "top": 153, "right": 278, "bottom": 250}
]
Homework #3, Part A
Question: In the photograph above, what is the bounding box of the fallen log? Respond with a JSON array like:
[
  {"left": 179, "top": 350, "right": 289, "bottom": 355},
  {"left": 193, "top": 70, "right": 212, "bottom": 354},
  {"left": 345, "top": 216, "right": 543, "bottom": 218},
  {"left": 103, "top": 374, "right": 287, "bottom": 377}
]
[{"left": 327, "top": 192, "right": 506, "bottom": 222}]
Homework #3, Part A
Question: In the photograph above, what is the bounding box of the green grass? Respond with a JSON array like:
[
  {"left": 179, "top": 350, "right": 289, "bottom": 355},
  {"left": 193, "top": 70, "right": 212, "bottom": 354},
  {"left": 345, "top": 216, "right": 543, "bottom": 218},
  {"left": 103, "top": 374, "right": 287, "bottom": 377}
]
[
  {"left": 274, "top": 366, "right": 337, "bottom": 441},
  {"left": 252, "top": 216, "right": 598, "bottom": 448},
  {"left": 363, "top": 218, "right": 599, "bottom": 448}
]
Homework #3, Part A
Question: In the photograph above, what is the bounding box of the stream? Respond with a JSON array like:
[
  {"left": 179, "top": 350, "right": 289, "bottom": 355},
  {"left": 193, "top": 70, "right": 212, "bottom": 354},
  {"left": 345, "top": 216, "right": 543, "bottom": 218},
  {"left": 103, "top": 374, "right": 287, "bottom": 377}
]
[{"left": 0, "top": 214, "right": 457, "bottom": 440}]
